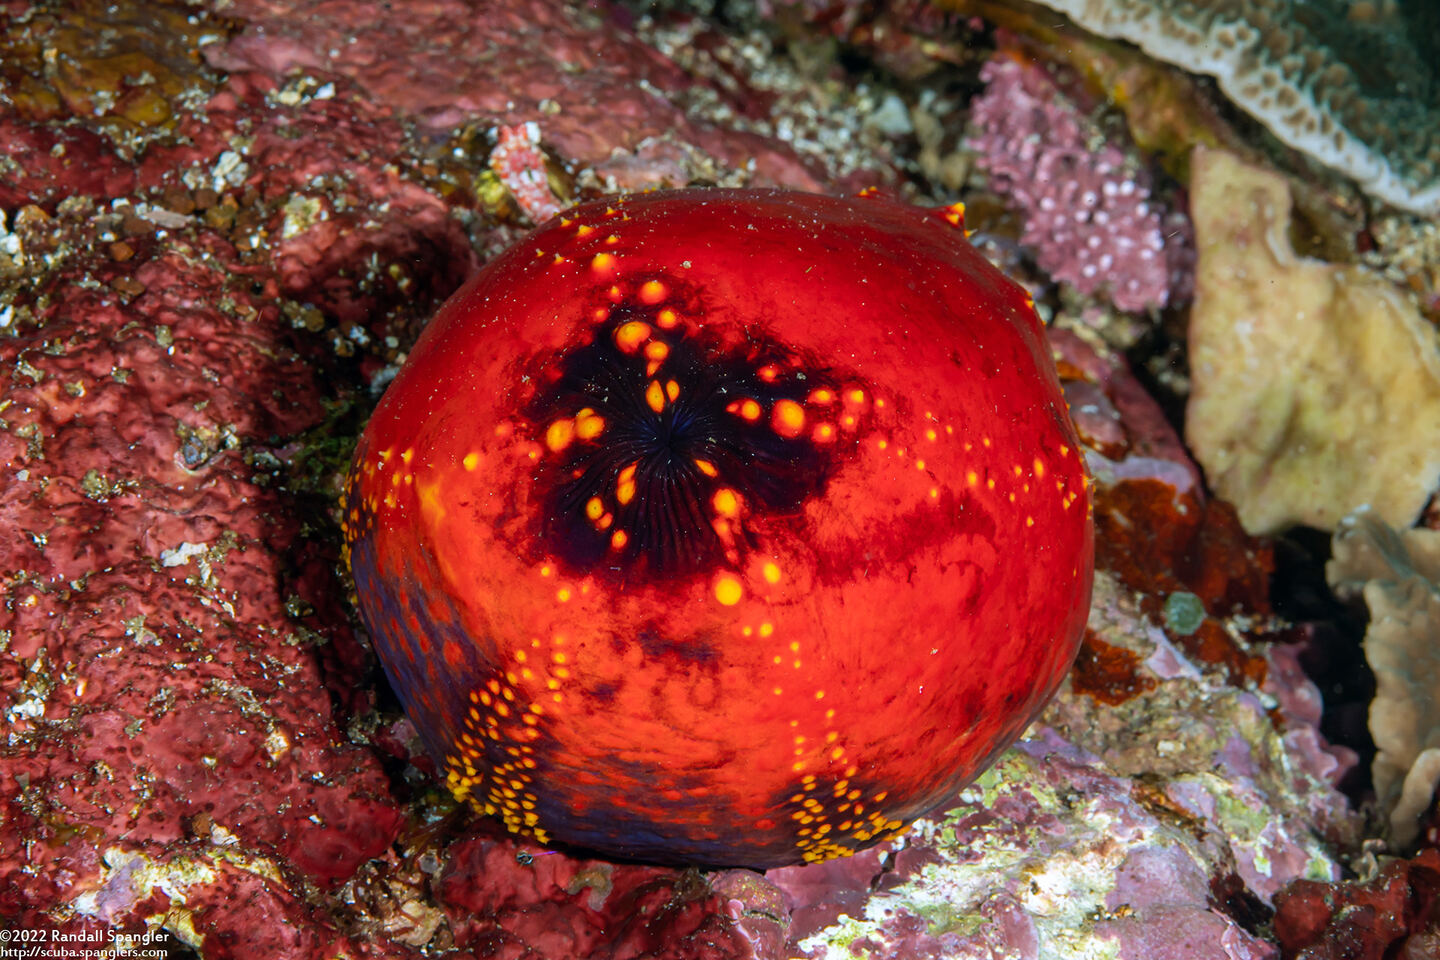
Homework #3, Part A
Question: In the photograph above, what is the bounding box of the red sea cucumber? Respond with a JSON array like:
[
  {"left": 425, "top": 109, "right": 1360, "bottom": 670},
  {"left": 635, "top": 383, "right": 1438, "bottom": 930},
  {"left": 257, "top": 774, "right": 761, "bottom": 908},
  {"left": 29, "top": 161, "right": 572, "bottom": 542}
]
[{"left": 343, "top": 188, "right": 1094, "bottom": 868}]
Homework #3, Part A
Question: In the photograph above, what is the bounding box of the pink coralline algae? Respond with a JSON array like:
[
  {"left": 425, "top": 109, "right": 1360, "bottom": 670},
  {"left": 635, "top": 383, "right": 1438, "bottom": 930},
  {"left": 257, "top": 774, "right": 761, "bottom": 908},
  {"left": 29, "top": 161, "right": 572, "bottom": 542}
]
[{"left": 967, "top": 54, "right": 1193, "bottom": 312}]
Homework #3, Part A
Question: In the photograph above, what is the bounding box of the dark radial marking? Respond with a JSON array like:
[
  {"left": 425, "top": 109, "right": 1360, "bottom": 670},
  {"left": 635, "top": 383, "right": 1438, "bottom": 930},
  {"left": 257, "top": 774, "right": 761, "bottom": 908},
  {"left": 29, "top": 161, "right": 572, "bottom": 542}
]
[{"left": 529, "top": 306, "right": 853, "bottom": 579}]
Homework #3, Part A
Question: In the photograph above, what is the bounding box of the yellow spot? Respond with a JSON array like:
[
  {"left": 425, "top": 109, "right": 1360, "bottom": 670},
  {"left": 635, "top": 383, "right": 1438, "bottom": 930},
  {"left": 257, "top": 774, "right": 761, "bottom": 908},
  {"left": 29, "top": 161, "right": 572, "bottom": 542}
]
[
  {"left": 915, "top": 460, "right": 926, "bottom": 471},
  {"left": 401, "top": 448, "right": 414, "bottom": 464},
  {"left": 545, "top": 419, "right": 574, "bottom": 452},
  {"left": 738, "top": 398, "right": 762, "bottom": 421},
  {"left": 712, "top": 488, "right": 740, "bottom": 518},
  {"left": 763, "top": 562, "right": 781, "bottom": 584},
  {"left": 816, "top": 690, "right": 827, "bottom": 701},
  {"left": 585, "top": 497, "right": 604, "bottom": 520},
  {"left": 611, "top": 529, "right": 628, "bottom": 550},
  {"left": 614, "top": 321, "right": 651, "bottom": 353},
  {"left": 694, "top": 459, "right": 718, "bottom": 477},
  {"left": 812, "top": 423, "right": 835, "bottom": 444},
  {"left": 644, "top": 340, "right": 669, "bottom": 364},
  {"left": 844, "top": 388, "right": 865, "bottom": 409},
  {"left": 646, "top": 380, "right": 665, "bottom": 413},
  {"left": 926, "top": 429, "right": 938, "bottom": 442},
  {"left": 929, "top": 487, "right": 940, "bottom": 499},
  {"left": 666, "top": 380, "right": 680, "bottom": 402},
  {"left": 714, "top": 575, "right": 744, "bottom": 606},
  {"left": 809, "top": 388, "right": 834, "bottom": 405},
  {"left": 1026, "top": 516, "right": 1035, "bottom": 527},
  {"left": 553, "top": 651, "right": 568, "bottom": 664},
  {"left": 657, "top": 307, "right": 679, "bottom": 328},
  {"left": 540, "top": 565, "right": 552, "bottom": 577},
  {"left": 1034, "top": 457, "right": 1046, "bottom": 478},
  {"left": 605, "top": 233, "right": 619, "bottom": 244},
  {"left": 771, "top": 399, "right": 805, "bottom": 438},
  {"left": 638, "top": 280, "right": 667, "bottom": 304},
  {"left": 463, "top": 452, "right": 480, "bottom": 471}
]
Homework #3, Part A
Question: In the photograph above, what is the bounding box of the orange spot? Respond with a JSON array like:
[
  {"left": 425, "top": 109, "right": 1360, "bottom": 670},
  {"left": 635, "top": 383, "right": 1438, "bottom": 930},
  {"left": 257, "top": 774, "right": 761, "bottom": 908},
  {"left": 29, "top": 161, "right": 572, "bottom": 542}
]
[
  {"left": 644, "top": 341, "right": 669, "bottom": 364},
  {"left": 574, "top": 410, "right": 606, "bottom": 440},
  {"left": 585, "top": 497, "right": 604, "bottom": 521},
  {"left": 575, "top": 224, "right": 596, "bottom": 238},
  {"left": 645, "top": 380, "right": 665, "bottom": 413},
  {"left": 812, "top": 423, "right": 836, "bottom": 444},
  {"left": 656, "top": 307, "right": 679, "bottom": 329},
  {"left": 712, "top": 488, "right": 741, "bottom": 518},
  {"left": 665, "top": 380, "right": 680, "bottom": 402},
  {"left": 738, "top": 398, "right": 762, "bottom": 422},
  {"left": 715, "top": 575, "right": 743, "bottom": 606},
  {"left": 763, "top": 562, "right": 781, "bottom": 584},
  {"left": 611, "top": 530, "right": 628, "bottom": 550},
  {"left": 843, "top": 388, "right": 866, "bottom": 410},
  {"left": 771, "top": 399, "right": 805, "bottom": 438},
  {"left": 757, "top": 364, "right": 781, "bottom": 382},
  {"left": 694, "top": 459, "right": 718, "bottom": 477},
  {"left": 614, "top": 321, "right": 651, "bottom": 353},
  {"left": 638, "top": 280, "right": 667, "bottom": 304},
  {"left": 545, "top": 419, "right": 574, "bottom": 452},
  {"left": 617, "top": 462, "right": 638, "bottom": 505},
  {"left": 462, "top": 452, "right": 480, "bottom": 471},
  {"left": 808, "top": 388, "right": 835, "bottom": 405},
  {"left": 591, "top": 252, "right": 618, "bottom": 278}
]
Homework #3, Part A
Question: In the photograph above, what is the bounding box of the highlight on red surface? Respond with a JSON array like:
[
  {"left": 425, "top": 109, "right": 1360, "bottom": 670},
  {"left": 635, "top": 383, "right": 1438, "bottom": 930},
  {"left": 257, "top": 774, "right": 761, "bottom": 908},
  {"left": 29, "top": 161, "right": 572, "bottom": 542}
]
[{"left": 343, "top": 188, "right": 1094, "bottom": 868}]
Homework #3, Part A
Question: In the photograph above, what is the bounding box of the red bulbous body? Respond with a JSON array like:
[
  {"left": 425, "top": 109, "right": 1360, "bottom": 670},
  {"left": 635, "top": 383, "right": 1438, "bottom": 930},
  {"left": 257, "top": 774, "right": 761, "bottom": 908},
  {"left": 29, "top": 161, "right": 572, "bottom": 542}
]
[{"left": 344, "top": 189, "right": 1093, "bottom": 868}]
